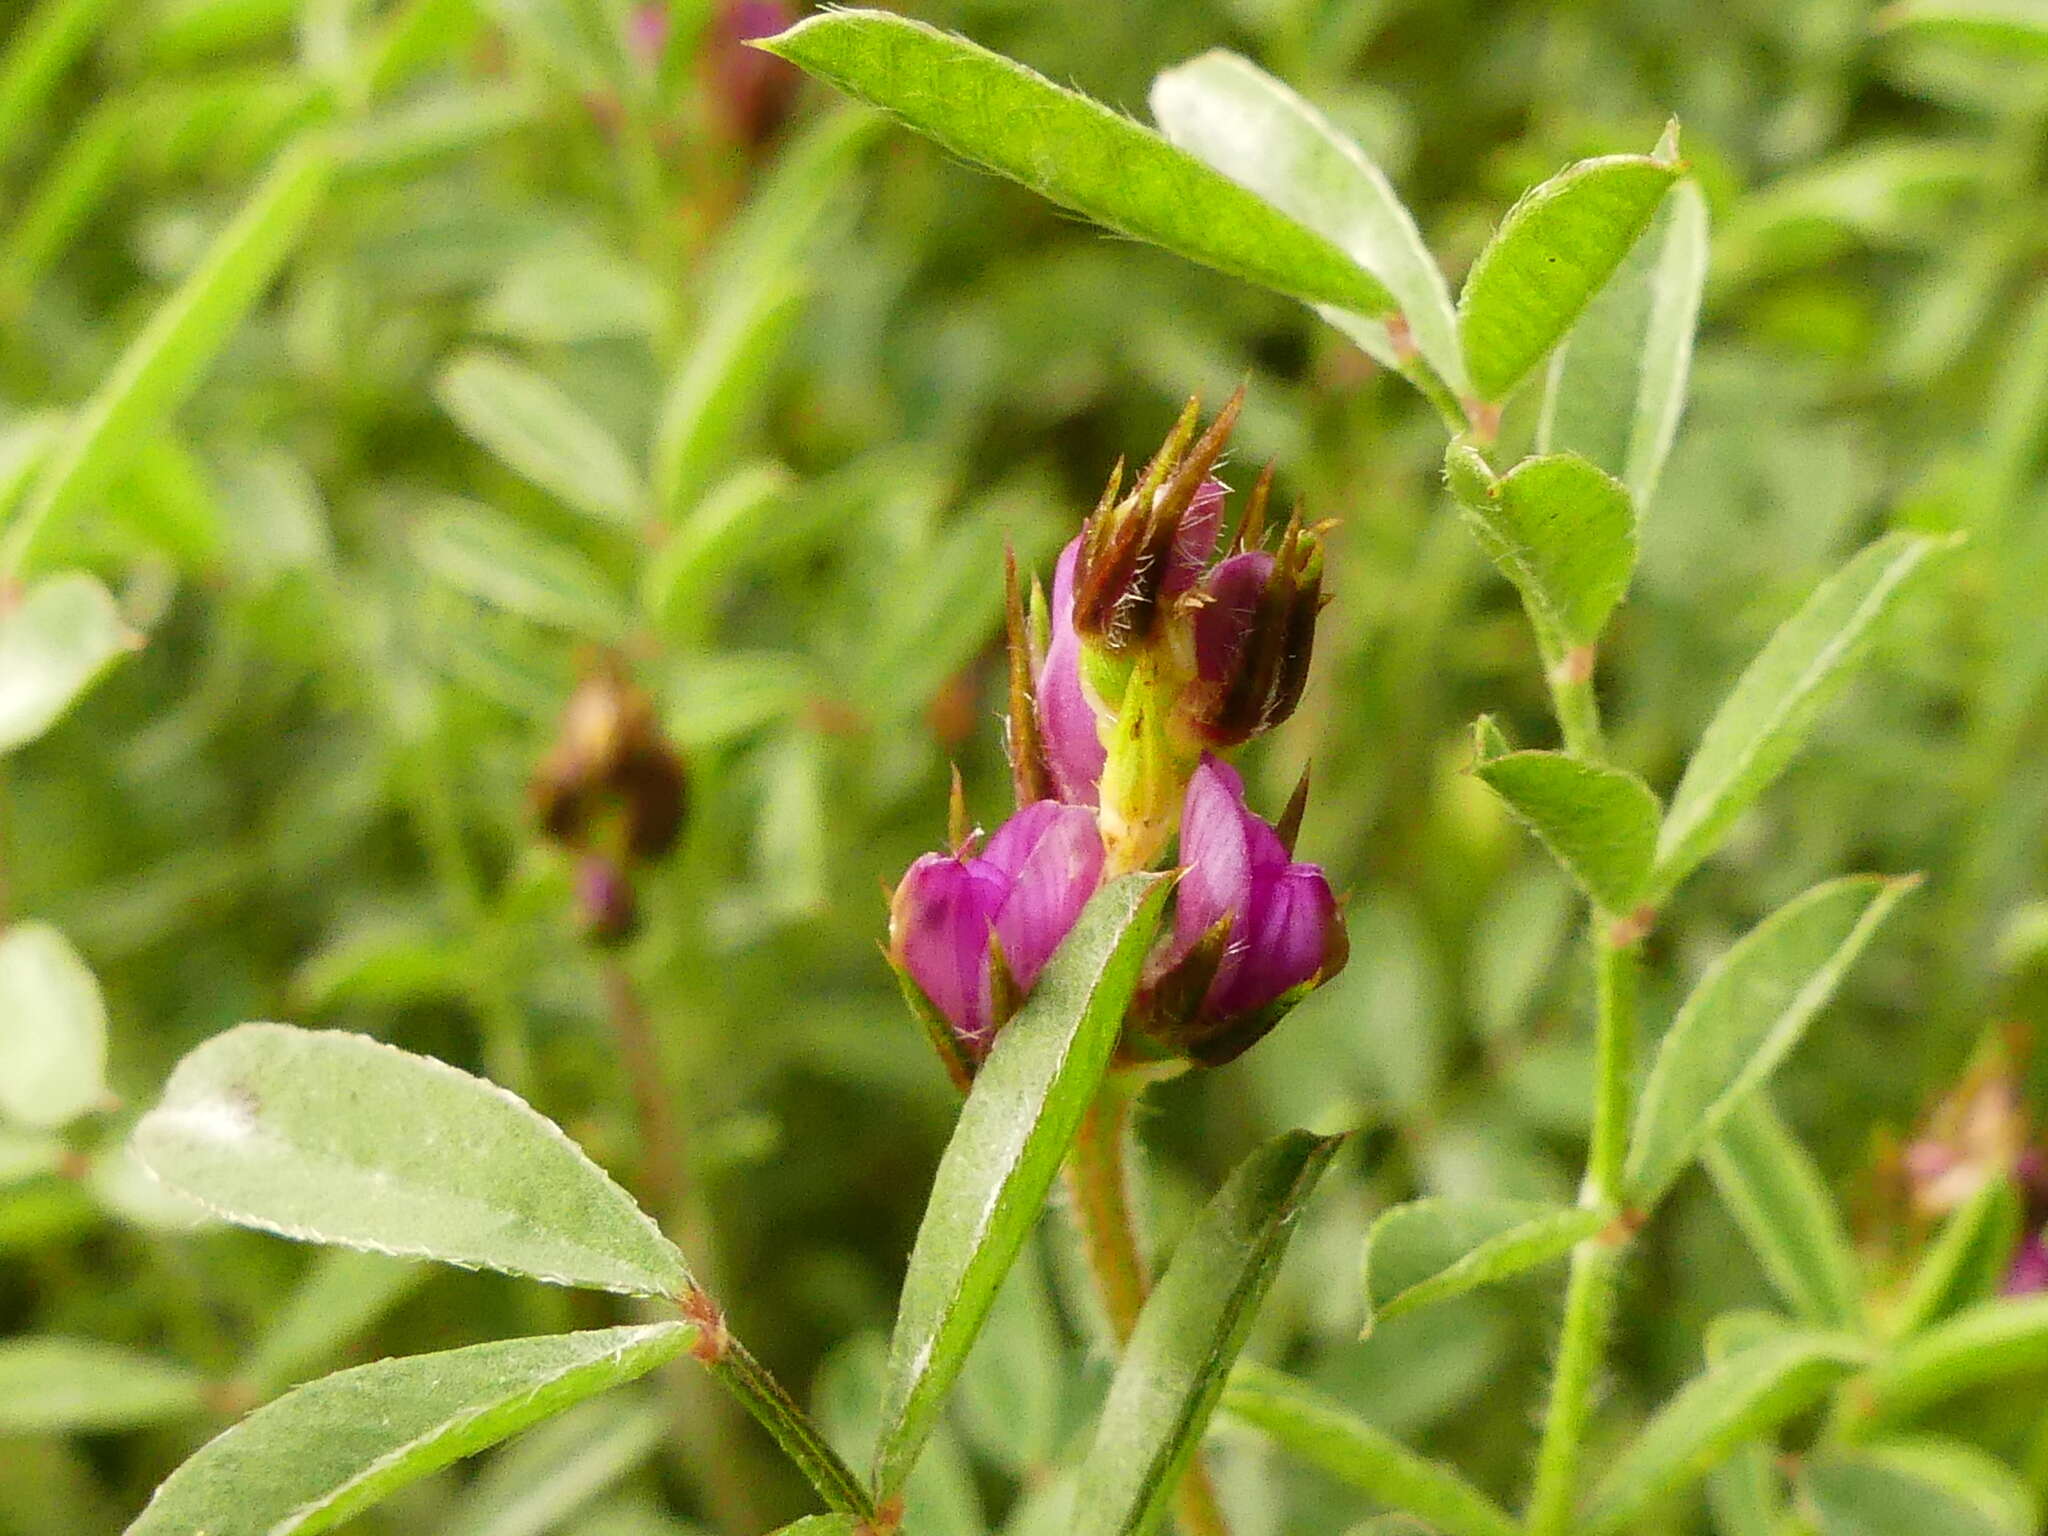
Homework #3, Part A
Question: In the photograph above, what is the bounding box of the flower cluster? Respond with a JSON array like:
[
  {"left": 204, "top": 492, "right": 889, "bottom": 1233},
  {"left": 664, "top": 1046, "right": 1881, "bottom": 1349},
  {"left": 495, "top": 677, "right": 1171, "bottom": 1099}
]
[{"left": 889, "top": 395, "right": 1347, "bottom": 1077}]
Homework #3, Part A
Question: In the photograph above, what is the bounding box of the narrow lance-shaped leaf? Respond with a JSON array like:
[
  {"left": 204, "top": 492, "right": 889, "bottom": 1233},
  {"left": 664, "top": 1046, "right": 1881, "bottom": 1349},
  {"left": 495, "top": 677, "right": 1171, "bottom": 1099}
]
[
  {"left": 1445, "top": 446, "right": 1638, "bottom": 651},
  {"left": 0, "top": 920, "right": 109, "bottom": 1128},
  {"left": 1582, "top": 1330, "right": 1871, "bottom": 1533},
  {"left": 1472, "top": 744, "right": 1661, "bottom": 914},
  {"left": 413, "top": 503, "right": 630, "bottom": 640},
  {"left": 1361, "top": 1197, "right": 1606, "bottom": 1336},
  {"left": 0, "top": 571, "right": 132, "bottom": 754},
  {"left": 653, "top": 272, "right": 808, "bottom": 520},
  {"left": 1876, "top": 1, "right": 2048, "bottom": 57},
  {"left": 0, "top": 1338, "right": 208, "bottom": 1433},
  {"left": 1890, "top": 1173, "right": 2021, "bottom": 1340},
  {"left": 1458, "top": 150, "right": 1680, "bottom": 404},
  {"left": 1653, "top": 532, "right": 1961, "bottom": 895},
  {"left": 436, "top": 352, "right": 645, "bottom": 527},
  {"left": 1072, "top": 1129, "right": 1345, "bottom": 1536},
  {"left": 1625, "top": 876, "right": 1917, "bottom": 1208},
  {"left": 1707, "top": 1442, "right": 1788, "bottom": 1536},
  {"left": 1538, "top": 143, "right": 1709, "bottom": 511},
  {"left": 1802, "top": 1443, "right": 2039, "bottom": 1536},
  {"left": 873, "top": 874, "right": 1171, "bottom": 1498},
  {"left": 133, "top": 1023, "right": 690, "bottom": 1297},
  {"left": 125, "top": 1324, "right": 694, "bottom": 1536},
  {"left": 1855, "top": 1294, "right": 2048, "bottom": 1430},
  {"left": 2, "top": 134, "right": 335, "bottom": 579},
  {"left": 1148, "top": 49, "right": 1466, "bottom": 395},
  {"left": 757, "top": 12, "right": 1395, "bottom": 319},
  {"left": 1705, "top": 1095, "right": 1864, "bottom": 1329},
  {"left": 1221, "top": 1364, "right": 1520, "bottom": 1536}
]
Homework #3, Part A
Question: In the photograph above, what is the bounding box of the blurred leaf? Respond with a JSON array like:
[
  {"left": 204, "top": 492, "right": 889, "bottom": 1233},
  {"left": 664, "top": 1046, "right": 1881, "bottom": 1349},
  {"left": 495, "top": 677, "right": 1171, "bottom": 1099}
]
[
  {"left": 769, "top": 1522, "right": 861, "bottom": 1536},
  {"left": 1802, "top": 1441, "right": 2037, "bottom": 1536},
  {"left": 1071, "top": 1129, "right": 1344, "bottom": 1536},
  {"left": 0, "top": 921, "right": 109, "bottom": 1129},
  {"left": 1538, "top": 165, "right": 1708, "bottom": 511},
  {"left": 760, "top": 12, "right": 1396, "bottom": 318},
  {"left": 662, "top": 651, "right": 815, "bottom": 750},
  {"left": 1625, "top": 876, "right": 1915, "bottom": 1208},
  {"left": 413, "top": 502, "right": 629, "bottom": 639},
  {"left": 1708, "top": 1441, "right": 1786, "bottom": 1536},
  {"left": 1891, "top": 1173, "right": 2021, "bottom": 1339},
  {"left": 1705, "top": 1096, "right": 1864, "bottom": 1329},
  {"left": 874, "top": 874, "right": 1171, "bottom": 1498},
  {"left": 1458, "top": 151, "right": 1679, "bottom": 404},
  {"left": 446, "top": 1396, "right": 667, "bottom": 1536},
  {"left": 1472, "top": 746, "right": 1661, "bottom": 913},
  {"left": 0, "top": 572, "right": 132, "bottom": 754},
  {"left": 1652, "top": 532, "right": 1961, "bottom": 893},
  {"left": 133, "top": 1024, "right": 689, "bottom": 1297},
  {"left": 1361, "top": 1197, "right": 1604, "bottom": 1335},
  {"left": 2, "top": 134, "right": 335, "bottom": 578},
  {"left": 241, "top": 1250, "right": 431, "bottom": 1396},
  {"left": 1584, "top": 1330, "right": 1871, "bottom": 1533},
  {"left": 0, "top": 1338, "right": 207, "bottom": 1433},
  {"left": 0, "top": 97, "right": 131, "bottom": 305},
  {"left": 436, "top": 352, "right": 645, "bottom": 527},
  {"left": 1445, "top": 448, "right": 1638, "bottom": 650},
  {"left": 710, "top": 108, "right": 883, "bottom": 287},
  {"left": 0, "top": 0, "right": 117, "bottom": 163},
  {"left": 642, "top": 462, "right": 798, "bottom": 638},
  {"left": 1877, "top": 1, "right": 2048, "bottom": 56},
  {"left": 1149, "top": 49, "right": 1466, "bottom": 392},
  {"left": 1469, "top": 867, "right": 1573, "bottom": 1042},
  {"left": 1860, "top": 1295, "right": 2048, "bottom": 1428},
  {"left": 125, "top": 1325, "right": 695, "bottom": 1536},
  {"left": 1221, "top": 1364, "right": 1518, "bottom": 1536},
  {"left": 953, "top": 1242, "right": 1066, "bottom": 1476},
  {"left": 651, "top": 274, "right": 807, "bottom": 521},
  {"left": 475, "top": 241, "right": 661, "bottom": 345},
  {"left": 816, "top": 1333, "right": 984, "bottom": 1536},
  {"left": 0, "top": 1125, "right": 63, "bottom": 1186}
]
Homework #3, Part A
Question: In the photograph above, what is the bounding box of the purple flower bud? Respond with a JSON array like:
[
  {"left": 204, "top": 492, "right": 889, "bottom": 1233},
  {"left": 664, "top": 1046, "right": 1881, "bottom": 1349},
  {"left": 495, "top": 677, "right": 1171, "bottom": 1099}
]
[
  {"left": 1035, "top": 538, "right": 1109, "bottom": 807},
  {"left": 1184, "top": 501, "right": 1325, "bottom": 750},
  {"left": 890, "top": 801, "right": 1104, "bottom": 1055},
  {"left": 2005, "top": 1228, "right": 2048, "bottom": 1296},
  {"left": 628, "top": 3, "right": 669, "bottom": 65},
  {"left": 1142, "top": 755, "right": 1346, "bottom": 1065},
  {"left": 575, "top": 855, "right": 639, "bottom": 945}
]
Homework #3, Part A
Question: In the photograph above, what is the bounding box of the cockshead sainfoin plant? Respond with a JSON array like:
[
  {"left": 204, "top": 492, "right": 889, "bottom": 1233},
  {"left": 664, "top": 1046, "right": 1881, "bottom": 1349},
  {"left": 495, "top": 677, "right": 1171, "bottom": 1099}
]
[{"left": 105, "top": 12, "right": 2048, "bottom": 1536}]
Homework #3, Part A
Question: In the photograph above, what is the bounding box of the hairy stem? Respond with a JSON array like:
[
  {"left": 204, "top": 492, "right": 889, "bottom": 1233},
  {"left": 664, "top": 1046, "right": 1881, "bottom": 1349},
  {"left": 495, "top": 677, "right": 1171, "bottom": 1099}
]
[{"left": 1065, "top": 1077, "right": 1234, "bottom": 1536}]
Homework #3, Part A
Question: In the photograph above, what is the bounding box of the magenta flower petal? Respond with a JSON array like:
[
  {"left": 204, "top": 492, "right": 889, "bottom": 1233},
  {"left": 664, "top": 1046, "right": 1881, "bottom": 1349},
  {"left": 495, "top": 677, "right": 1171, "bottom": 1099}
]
[
  {"left": 1036, "top": 539, "right": 1107, "bottom": 806},
  {"left": 2005, "top": 1231, "right": 2048, "bottom": 1296},
  {"left": 890, "top": 853, "right": 1005, "bottom": 1043},
  {"left": 1175, "top": 755, "right": 1256, "bottom": 948},
  {"left": 991, "top": 803, "right": 1104, "bottom": 990},
  {"left": 1193, "top": 550, "right": 1274, "bottom": 684},
  {"left": 1214, "top": 864, "right": 1337, "bottom": 1016}
]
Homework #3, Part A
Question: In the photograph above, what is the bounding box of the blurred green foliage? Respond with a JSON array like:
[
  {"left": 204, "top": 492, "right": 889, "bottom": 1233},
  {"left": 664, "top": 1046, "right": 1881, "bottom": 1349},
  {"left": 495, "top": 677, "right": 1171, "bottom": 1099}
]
[{"left": 3, "top": 0, "right": 2048, "bottom": 1531}]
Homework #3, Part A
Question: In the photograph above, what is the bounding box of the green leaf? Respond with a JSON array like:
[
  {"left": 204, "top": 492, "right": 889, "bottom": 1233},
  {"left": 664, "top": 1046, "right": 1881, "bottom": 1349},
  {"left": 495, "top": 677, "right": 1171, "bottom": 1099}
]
[
  {"left": 1537, "top": 166, "right": 1709, "bottom": 511},
  {"left": 1071, "top": 1129, "right": 1345, "bottom": 1536},
  {"left": 1221, "top": 1363, "right": 1520, "bottom": 1536},
  {"left": 873, "top": 874, "right": 1171, "bottom": 1498},
  {"left": 768, "top": 1521, "right": 862, "bottom": 1536},
  {"left": 1624, "top": 876, "right": 1916, "bottom": 1208},
  {"left": 413, "top": 502, "right": 629, "bottom": 639},
  {"left": 1877, "top": 1, "right": 2048, "bottom": 57},
  {"left": 1584, "top": 1330, "right": 1871, "bottom": 1533},
  {"left": 435, "top": 351, "right": 644, "bottom": 527},
  {"left": 124, "top": 1324, "right": 694, "bottom": 1536},
  {"left": 0, "top": 572, "right": 131, "bottom": 754},
  {"left": 758, "top": 12, "right": 1394, "bottom": 320},
  {"left": 652, "top": 274, "right": 808, "bottom": 521},
  {"left": 1858, "top": 1294, "right": 2048, "bottom": 1429},
  {"left": 241, "top": 1250, "right": 431, "bottom": 1396},
  {"left": 1704, "top": 1096, "right": 1864, "bottom": 1329},
  {"left": 1458, "top": 151, "right": 1679, "bottom": 404},
  {"left": 0, "top": 1338, "right": 207, "bottom": 1433},
  {"left": 0, "top": 0, "right": 119, "bottom": 168},
  {"left": 1802, "top": 1442, "right": 2038, "bottom": 1536},
  {"left": 1652, "top": 533, "right": 1959, "bottom": 893},
  {"left": 1707, "top": 1442, "right": 1787, "bottom": 1536},
  {"left": 1444, "top": 448, "right": 1638, "bottom": 651},
  {"left": 0, "top": 921, "right": 109, "bottom": 1129},
  {"left": 133, "top": 1024, "right": 689, "bottom": 1297},
  {"left": 1147, "top": 49, "right": 1465, "bottom": 393},
  {"left": 0, "top": 1125, "right": 63, "bottom": 1186},
  {"left": 642, "top": 462, "right": 798, "bottom": 639},
  {"left": 1361, "top": 1197, "right": 1604, "bottom": 1335},
  {"left": 444, "top": 1397, "right": 667, "bottom": 1536},
  {"left": 1890, "top": 1173, "right": 2021, "bottom": 1339},
  {"left": 1, "top": 134, "right": 335, "bottom": 579},
  {"left": 1472, "top": 748, "right": 1660, "bottom": 913}
]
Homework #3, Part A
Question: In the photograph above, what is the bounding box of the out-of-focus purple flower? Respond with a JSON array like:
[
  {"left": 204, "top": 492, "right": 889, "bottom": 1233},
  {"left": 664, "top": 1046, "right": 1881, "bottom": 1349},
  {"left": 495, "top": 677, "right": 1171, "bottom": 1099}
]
[
  {"left": 889, "top": 801, "right": 1104, "bottom": 1057},
  {"left": 1035, "top": 539, "right": 1108, "bottom": 806},
  {"left": 2005, "top": 1229, "right": 2048, "bottom": 1296},
  {"left": 1143, "top": 755, "right": 1346, "bottom": 1065},
  {"left": 575, "top": 855, "right": 638, "bottom": 945},
  {"left": 628, "top": 3, "right": 670, "bottom": 66},
  {"left": 706, "top": 0, "right": 799, "bottom": 147}
]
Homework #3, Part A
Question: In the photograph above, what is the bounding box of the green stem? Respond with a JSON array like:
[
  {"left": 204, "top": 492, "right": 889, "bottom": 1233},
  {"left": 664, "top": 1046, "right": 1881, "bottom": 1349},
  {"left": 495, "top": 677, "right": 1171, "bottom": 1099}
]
[
  {"left": 1396, "top": 353, "right": 1470, "bottom": 439},
  {"left": 694, "top": 1323, "right": 877, "bottom": 1521},
  {"left": 1526, "top": 927, "right": 1638, "bottom": 1535},
  {"left": 1065, "top": 1077, "right": 1234, "bottom": 1536}
]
